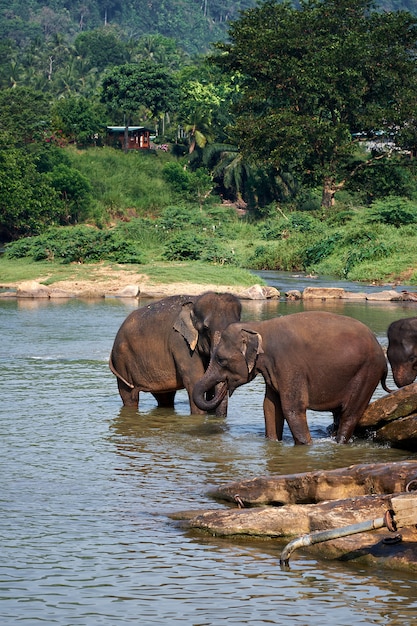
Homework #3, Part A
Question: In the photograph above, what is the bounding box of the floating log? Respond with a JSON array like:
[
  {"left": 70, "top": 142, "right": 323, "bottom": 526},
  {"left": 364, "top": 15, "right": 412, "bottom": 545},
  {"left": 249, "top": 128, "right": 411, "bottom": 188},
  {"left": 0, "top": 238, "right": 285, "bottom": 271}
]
[
  {"left": 173, "top": 463, "right": 417, "bottom": 570},
  {"left": 208, "top": 461, "right": 417, "bottom": 507},
  {"left": 279, "top": 493, "right": 417, "bottom": 565}
]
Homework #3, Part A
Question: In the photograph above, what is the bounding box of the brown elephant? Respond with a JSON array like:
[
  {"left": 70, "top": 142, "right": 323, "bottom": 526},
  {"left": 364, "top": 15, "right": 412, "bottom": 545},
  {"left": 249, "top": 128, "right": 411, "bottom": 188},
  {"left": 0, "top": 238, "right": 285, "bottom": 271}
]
[
  {"left": 192, "top": 311, "right": 390, "bottom": 444},
  {"left": 387, "top": 317, "right": 417, "bottom": 387},
  {"left": 109, "top": 292, "right": 241, "bottom": 415}
]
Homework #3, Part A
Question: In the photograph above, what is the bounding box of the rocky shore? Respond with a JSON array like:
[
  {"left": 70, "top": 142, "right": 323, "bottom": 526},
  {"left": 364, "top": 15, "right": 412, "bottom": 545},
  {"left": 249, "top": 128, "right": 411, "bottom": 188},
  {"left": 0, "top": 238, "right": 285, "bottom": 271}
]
[{"left": 1, "top": 278, "right": 417, "bottom": 302}]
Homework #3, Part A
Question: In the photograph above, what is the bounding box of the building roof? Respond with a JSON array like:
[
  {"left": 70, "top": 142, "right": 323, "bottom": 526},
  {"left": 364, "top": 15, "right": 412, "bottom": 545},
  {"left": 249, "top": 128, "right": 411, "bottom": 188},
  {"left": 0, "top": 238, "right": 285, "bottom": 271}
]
[{"left": 106, "top": 126, "right": 150, "bottom": 133}]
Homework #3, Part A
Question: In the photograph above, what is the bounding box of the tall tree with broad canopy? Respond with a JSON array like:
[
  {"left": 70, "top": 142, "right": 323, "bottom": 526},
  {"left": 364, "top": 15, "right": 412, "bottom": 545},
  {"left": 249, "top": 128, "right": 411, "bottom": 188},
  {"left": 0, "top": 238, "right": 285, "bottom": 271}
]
[
  {"left": 213, "top": 0, "right": 417, "bottom": 209},
  {"left": 101, "top": 62, "right": 179, "bottom": 149}
]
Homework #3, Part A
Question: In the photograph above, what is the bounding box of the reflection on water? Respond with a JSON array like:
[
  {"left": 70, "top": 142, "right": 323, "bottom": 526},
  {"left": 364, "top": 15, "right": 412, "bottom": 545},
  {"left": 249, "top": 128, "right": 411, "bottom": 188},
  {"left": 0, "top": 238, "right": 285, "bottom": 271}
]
[{"left": 1, "top": 274, "right": 417, "bottom": 625}]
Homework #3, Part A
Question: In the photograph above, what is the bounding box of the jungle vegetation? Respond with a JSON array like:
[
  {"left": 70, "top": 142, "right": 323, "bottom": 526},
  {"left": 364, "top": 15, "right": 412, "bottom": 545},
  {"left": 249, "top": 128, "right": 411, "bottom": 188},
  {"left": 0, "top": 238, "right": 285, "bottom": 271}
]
[{"left": 2, "top": 0, "right": 417, "bottom": 286}]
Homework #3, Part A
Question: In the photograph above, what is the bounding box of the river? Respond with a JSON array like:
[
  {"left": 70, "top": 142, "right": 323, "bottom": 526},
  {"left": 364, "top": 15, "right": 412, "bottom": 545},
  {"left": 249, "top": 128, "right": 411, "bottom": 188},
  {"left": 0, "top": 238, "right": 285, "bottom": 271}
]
[{"left": 1, "top": 271, "right": 417, "bottom": 625}]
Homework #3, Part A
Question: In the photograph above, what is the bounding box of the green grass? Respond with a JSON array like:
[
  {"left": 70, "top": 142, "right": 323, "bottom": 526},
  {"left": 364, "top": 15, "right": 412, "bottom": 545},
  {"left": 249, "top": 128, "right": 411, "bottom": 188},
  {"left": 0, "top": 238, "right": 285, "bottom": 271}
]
[
  {"left": 67, "top": 146, "right": 175, "bottom": 219},
  {"left": 0, "top": 258, "right": 260, "bottom": 287}
]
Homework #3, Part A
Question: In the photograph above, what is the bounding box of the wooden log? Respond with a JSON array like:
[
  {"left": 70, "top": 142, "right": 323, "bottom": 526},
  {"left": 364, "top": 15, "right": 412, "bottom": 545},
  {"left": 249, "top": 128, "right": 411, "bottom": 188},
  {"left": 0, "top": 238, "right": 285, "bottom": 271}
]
[
  {"left": 179, "top": 494, "right": 393, "bottom": 538},
  {"left": 209, "top": 461, "right": 417, "bottom": 506},
  {"left": 173, "top": 494, "right": 417, "bottom": 569},
  {"left": 389, "top": 493, "right": 417, "bottom": 528}
]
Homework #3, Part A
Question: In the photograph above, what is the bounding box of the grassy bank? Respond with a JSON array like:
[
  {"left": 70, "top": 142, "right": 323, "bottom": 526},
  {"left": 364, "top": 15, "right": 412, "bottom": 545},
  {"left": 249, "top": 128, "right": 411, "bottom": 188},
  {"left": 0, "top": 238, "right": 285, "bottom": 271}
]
[
  {"left": 3, "top": 147, "right": 417, "bottom": 287},
  {"left": 0, "top": 258, "right": 260, "bottom": 288}
]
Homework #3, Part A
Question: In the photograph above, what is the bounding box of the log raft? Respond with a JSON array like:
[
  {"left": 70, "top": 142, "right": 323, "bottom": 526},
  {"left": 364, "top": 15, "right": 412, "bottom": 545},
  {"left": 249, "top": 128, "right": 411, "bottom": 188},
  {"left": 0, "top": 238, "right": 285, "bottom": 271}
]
[{"left": 173, "top": 462, "right": 417, "bottom": 571}]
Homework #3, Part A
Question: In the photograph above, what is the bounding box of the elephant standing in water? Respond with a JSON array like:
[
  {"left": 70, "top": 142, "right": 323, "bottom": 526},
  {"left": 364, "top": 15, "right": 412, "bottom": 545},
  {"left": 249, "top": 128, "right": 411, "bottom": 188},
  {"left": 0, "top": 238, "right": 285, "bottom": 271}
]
[
  {"left": 387, "top": 317, "right": 417, "bottom": 387},
  {"left": 192, "top": 311, "right": 390, "bottom": 444},
  {"left": 109, "top": 292, "right": 242, "bottom": 415}
]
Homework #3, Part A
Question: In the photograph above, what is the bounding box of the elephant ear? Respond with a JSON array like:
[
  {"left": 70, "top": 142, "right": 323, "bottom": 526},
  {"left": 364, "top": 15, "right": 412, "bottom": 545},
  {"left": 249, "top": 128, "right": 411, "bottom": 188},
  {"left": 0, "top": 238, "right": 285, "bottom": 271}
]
[
  {"left": 241, "top": 329, "right": 263, "bottom": 374},
  {"left": 173, "top": 302, "right": 198, "bottom": 351}
]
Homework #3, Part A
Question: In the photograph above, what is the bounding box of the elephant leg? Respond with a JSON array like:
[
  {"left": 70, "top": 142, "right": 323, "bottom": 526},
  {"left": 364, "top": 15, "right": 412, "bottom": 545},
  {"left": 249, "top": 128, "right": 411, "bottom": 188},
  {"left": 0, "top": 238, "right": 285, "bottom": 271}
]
[
  {"left": 152, "top": 391, "right": 176, "bottom": 408},
  {"left": 263, "top": 385, "right": 285, "bottom": 440},
  {"left": 280, "top": 393, "right": 312, "bottom": 445},
  {"left": 117, "top": 378, "right": 139, "bottom": 408},
  {"left": 335, "top": 375, "right": 379, "bottom": 443}
]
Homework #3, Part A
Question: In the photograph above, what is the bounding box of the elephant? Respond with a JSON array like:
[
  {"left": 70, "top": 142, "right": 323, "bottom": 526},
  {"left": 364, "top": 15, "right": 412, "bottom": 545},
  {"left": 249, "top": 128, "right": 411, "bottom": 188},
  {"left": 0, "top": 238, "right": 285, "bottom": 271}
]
[
  {"left": 192, "top": 311, "right": 390, "bottom": 444},
  {"left": 387, "top": 317, "right": 417, "bottom": 387},
  {"left": 109, "top": 291, "right": 242, "bottom": 415}
]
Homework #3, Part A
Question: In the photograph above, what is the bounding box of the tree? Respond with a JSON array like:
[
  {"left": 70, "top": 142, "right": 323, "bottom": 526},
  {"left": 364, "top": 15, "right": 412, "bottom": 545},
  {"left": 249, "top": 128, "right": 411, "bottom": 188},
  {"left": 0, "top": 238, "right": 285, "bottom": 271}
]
[
  {"left": 213, "top": 0, "right": 417, "bottom": 209},
  {"left": 0, "top": 87, "right": 52, "bottom": 144},
  {"left": 52, "top": 96, "right": 105, "bottom": 146},
  {"left": 0, "top": 135, "right": 62, "bottom": 241},
  {"left": 101, "top": 62, "right": 179, "bottom": 147}
]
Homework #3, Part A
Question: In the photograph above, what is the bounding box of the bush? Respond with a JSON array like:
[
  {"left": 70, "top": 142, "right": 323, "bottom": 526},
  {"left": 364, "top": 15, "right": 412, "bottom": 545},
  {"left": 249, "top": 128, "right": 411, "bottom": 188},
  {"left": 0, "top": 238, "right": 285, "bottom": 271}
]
[
  {"left": 5, "top": 225, "right": 144, "bottom": 264},
  {"left": 366, "top": 197, "right": 417, "bottom": 228},
  {"left": 163, "top": 232, "right": 207, "bottom": 261},
  {"left": 46, "top": 164, "right": 93, "bottom": 224},
  {"left": 157, "top": 205, "right": 212, "bottom": 231}
]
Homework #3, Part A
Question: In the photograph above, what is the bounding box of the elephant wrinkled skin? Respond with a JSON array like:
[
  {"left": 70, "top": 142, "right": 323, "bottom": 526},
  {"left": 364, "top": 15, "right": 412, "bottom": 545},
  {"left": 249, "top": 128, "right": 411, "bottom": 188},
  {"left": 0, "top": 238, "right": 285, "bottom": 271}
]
[
  {"left": 387, "top": 317, "right": 417, "bottom": 388},
  {"left": 109, "top": 292, "right": 241, "bottom": 415},
  {"left": 193, "top": 311, "right": 390, "bottom": 444}
]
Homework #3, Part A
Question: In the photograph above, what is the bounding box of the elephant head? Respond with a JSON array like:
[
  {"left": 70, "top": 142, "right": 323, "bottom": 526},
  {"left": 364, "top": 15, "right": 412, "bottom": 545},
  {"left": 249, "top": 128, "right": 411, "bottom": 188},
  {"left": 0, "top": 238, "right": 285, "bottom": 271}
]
[
  {"left": 173, "top": 292, "right": 242, "bottom": 359},
  {"left": 387, "top": 317, "right": 417, "bottom": 387},
  {"left": 192, "top": 324, "right": 263, "bottom": 412}
]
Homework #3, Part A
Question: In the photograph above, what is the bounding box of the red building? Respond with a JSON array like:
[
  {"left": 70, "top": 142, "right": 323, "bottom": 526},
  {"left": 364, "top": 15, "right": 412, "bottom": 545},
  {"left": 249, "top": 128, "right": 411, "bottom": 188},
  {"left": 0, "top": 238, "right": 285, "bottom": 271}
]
[{"left": 106, "top": 126, "right": 152, "bottom": 150}]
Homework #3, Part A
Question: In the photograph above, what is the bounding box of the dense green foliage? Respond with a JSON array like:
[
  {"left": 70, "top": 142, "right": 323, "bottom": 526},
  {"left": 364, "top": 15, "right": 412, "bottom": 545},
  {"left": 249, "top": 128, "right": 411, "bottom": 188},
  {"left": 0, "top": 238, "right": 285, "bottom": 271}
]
[
  {"left": 214, "top": 0, "right": 417, "bottom": 208},
  {"left": 2, "top": 0, "right": 417, "bottom": 286}
]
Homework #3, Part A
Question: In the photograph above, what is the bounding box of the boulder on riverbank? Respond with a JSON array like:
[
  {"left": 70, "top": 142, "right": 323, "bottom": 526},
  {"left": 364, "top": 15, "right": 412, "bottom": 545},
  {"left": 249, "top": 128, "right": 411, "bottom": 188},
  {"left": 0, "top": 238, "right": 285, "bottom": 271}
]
[
  {"left": 356, "top": 383, "right": 417, "bottom": 451},
  {"left": 0, "top": 280, "right": 413, "bottom": 302}
]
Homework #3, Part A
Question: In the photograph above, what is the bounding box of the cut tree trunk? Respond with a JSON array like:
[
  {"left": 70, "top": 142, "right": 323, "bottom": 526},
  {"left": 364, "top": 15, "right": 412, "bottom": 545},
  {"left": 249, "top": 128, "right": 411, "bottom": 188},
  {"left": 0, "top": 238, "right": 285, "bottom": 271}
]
[
  {"left": 207, "top": 461, "right": 417, "bottom": 507},
  {"left": 172, "top": 462, "right": 417, "bottom": 570}
]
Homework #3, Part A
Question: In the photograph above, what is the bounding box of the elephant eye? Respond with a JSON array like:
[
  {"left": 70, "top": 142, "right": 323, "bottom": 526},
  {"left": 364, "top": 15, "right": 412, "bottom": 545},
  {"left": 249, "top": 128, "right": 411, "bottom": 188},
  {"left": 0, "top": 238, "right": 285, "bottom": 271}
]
[{"left": 216, "top": 355, "right": 228, "bottom": 368}]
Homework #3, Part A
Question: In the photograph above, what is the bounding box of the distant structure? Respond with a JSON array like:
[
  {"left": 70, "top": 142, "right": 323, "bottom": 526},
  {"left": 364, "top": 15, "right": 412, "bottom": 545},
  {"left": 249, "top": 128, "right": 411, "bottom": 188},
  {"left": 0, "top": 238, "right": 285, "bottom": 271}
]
[{"left": 106, "top": 126, "right": 152, "bottom": 150}]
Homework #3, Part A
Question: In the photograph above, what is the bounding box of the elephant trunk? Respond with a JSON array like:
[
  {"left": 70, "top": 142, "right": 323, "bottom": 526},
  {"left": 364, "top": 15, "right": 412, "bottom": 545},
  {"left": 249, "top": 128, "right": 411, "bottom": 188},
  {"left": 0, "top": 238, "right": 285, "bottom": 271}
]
[
  {"left": 193, "top": 377, "right": 228, "bottom": 412},
  {"left": 392, "top": 364, "right": 416, "bottom": 388}
]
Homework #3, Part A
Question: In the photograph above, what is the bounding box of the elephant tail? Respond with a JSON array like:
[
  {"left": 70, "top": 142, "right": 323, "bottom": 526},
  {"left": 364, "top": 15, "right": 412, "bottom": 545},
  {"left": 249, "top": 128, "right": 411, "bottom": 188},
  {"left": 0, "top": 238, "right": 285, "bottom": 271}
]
[
  {"left": 109, "top": 352, "right": 134, "bottom": 389},
  {"left": 381, "top": 366, "right": 394, "bottom": 394}
]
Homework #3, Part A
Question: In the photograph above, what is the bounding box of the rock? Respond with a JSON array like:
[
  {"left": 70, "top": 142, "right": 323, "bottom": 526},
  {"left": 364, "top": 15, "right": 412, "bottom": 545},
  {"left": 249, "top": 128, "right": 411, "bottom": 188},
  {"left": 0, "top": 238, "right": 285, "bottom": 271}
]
[
  {"left": 302, "top": 287, "right": 345, "bottom": 299},
  {"left": 401, "top": 291, "right": 417, "bottom": 302},
  {"left": 358, "top": 383, "right": 417, "bottom": 429},
  {"left": 366, "top": 290, "right": 402, "bottom": 301},
  {"left": 49, "top": 288, "right": 75, "bottom": 299},
  {"left": 341, "top": 291, "right": 367, "bottom": 300},
  {"left": 240, "top": 284, "right": 280, "bottom": 300},
  {"left": 16, "top": 281, "right": 50, "bottom": 298},
  {"left": 374, "top": 414, "right": 417, "bottom": 450},
  {"left": 285, "top": 289, "right": 302, "bottom": 300},
  {"left": 107, "top": 284, "right": 139, "bottom": 298}
]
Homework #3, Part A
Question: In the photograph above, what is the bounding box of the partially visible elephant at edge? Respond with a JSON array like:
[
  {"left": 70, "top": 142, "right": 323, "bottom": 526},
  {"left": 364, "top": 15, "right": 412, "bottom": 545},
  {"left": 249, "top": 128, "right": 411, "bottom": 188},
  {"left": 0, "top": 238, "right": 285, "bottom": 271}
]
[
  {"left": 109, "top": 291, "right": 242, "bottom": 415},
  {"left": 192, "top": 311, "right": 390, "bottom": 444},
  {"left": 387, "top": 317, "right": 417, "bottom": 387}
]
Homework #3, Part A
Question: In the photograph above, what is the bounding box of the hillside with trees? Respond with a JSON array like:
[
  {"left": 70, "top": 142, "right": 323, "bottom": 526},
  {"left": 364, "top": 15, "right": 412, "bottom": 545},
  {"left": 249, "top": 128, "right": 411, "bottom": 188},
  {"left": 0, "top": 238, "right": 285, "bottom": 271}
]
[{"left": 1, "top": 0, "right": 417, "bottom": 286}]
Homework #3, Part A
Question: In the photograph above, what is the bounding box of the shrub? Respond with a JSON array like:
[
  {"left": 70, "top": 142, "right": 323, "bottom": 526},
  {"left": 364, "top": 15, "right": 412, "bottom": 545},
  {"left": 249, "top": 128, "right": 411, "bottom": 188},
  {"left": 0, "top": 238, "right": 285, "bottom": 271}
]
[
  {"left": 163, "top": 232, "right": 207, "bottom": 261},
  {"left": 5, "top": 225, "right": 144, "bottom": 264},
  {"left": 46, "top": 164, "right": 93, "bottom": 224},
  {"left": 366, "top": 197, "right": 417, "bottom": 228}
]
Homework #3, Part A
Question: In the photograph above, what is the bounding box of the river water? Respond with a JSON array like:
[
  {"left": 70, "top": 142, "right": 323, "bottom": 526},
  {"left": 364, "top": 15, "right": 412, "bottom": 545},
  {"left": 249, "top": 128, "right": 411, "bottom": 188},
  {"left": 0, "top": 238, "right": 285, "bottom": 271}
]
[{"left": 1, "top": 271, "right": 417, "bottom": 625}]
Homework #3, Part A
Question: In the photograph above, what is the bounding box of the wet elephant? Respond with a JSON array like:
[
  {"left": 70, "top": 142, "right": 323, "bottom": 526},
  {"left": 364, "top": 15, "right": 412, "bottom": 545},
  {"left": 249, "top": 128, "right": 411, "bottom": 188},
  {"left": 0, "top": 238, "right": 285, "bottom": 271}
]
[
  {"left": 387, "top": 317, "right": 417, "bottom": 387},
  {"left": 109, "top": 291, "right": 242, "bottom": 415},
  {"left": 192, "top": 311, "right": 390, "bottom": 444}
]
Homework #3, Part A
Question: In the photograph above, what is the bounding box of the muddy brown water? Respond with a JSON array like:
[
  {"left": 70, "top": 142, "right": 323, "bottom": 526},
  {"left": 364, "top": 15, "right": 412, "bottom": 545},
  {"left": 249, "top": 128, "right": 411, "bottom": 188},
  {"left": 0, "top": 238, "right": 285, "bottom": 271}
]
[{"left": 1, "top": 272, "right": 417, "bottom": 625}]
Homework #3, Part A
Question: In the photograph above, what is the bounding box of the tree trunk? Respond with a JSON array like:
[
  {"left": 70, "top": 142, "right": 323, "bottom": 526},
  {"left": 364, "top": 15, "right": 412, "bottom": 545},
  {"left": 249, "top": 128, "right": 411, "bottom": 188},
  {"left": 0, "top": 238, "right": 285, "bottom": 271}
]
[
  {"left": 208, "top": 461, "right": 417, "bottom": 506},
  {"left": 321, "top": 176, "right": 336, "bottom": 209}
]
